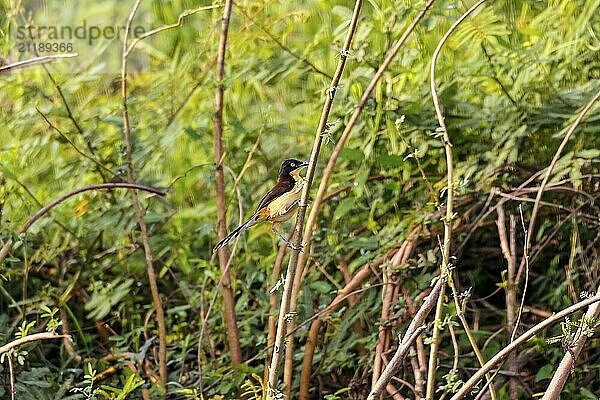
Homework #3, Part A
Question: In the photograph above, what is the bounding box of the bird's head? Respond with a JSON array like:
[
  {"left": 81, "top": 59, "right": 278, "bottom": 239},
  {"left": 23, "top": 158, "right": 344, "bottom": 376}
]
[{"left": 280, "top": 159, "right": 309, "bottom": 181}]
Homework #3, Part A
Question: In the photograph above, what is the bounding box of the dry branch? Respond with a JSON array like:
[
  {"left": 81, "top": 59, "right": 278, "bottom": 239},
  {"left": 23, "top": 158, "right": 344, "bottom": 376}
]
[
  {"left": 269, "top": 0, "right": 364, "bottom": 392},
  {"left": 0, "top": 332, "right": 70, "bottom": 354},
  {"left": 426, "top": 2, "right": 490, "bottom": 398},
  {"left": 541, "top": 286, "right": 600, "bottom": 400},
  {"left": 368, "top": 278, "right": 445, "bottom": 400},
  {"left": 121, "top": 0, "right": 167, "bottom": 384},
  {"left": 449, "top": 292, "right": 600, "bottom": 400}
]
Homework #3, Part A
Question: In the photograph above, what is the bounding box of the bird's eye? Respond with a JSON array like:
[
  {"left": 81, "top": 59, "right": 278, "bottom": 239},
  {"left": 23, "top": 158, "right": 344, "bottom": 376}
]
[{"left": 290, "top": 163, "right": 295, "bottom": 167}]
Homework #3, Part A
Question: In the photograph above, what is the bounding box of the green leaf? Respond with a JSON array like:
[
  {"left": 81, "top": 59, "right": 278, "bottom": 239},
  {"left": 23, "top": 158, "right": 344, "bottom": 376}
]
[
  {"left": 333, "top": 197, "right": 355, "bottom": 221},
  {"left": 535, "top": 364, "right": 554, "bottom": 382}
]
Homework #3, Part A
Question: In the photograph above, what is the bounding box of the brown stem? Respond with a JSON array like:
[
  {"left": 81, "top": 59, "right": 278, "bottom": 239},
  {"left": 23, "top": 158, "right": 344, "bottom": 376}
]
[
  {"left": 371, "top": 264, "right": 394, "bottom": 390},
  {"left": 212, "top": 0, "right": 243, "bottom": 365},
  {"left": 121, "top": 0, "right": 168, "bottom": 385},
  {"left": 270, "top": 0, "right": 365, "bottom": 392},
  {"left": 299, "top": 253, "right": 390, "bottom": 400},
  {"left": 497, "top": 207, "right": 519, "bottom": 398},
  {"left": 60, "top": 307, "right": 83, "bottom": 363},
  {"left": 368, "top": 278, "right": 445, "bottom": 400}
]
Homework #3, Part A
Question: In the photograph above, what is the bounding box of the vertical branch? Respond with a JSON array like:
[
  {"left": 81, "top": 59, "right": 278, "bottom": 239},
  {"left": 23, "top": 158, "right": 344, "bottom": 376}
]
[
  {"left": 371, "top": 264, "right": 394, "bottom": 388},
  {"left": 286, "top": 1, "right": 437, "bottom": 389},
  {"left": 367, "top": 278, "right": 445, "bottom": 400},
  {"left": 264, "top": 241, "right": 288, "bottom": 384},
  {"left": 212, "top": 0, "right": 243, "bottom": 365},
  {"left": 425, "top": 1, "right": 488, "bottom": 398},
  {"left": 121, "top": 0, "right": 167, "bottom": 385},
  {"left": 270, "top": 0, "right": 364, "bottom": 393},
  {"left": 497, "top": 206, "right": 519, "bottom": 398}
]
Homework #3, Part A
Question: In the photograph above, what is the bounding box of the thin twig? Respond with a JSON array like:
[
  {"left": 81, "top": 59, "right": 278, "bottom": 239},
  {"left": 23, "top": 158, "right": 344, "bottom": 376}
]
[
  {"left": 36, "top": 108, "right": 116, "bottom": 178},
  {"left": 0, "top": 53, "right": 78, "bottom": 73},
  {"left": 426, "top": 2, "right": 489, "bottom": 398},
  {"left": 519, "top": 88, "right": 600, "bottom": 281},
  {"left": 512, "top": 205, "right": 529, "bottom": 343},
  {"left": 121, "top": 0, "right": 168, "bottom": 385},
  {"left": 212, "top": 0, "right": 243, "bottom": 365},
  {"left": 271, "top": 0, "right": 364, "bottom": 393},
  {"left": 125, "top": 4, "right": 222, "bottom": 56},
  {"left": 449, "top": 292, "right": 600, "bottom": 400},
  {"left": 234, "top": 3, "right": 332, "bottom": 79}
]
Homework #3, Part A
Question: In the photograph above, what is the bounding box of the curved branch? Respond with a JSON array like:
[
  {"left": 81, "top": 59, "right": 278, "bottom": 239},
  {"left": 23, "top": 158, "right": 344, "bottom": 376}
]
[
  {"left": 426, "top": 2, "right": 490, "bottom": 398},
  {"left": 271, "top": 0, "right": 364, "bottom": 392},
  {"left": 0, "top": 333, "right": 70, "bottom": 354},
  {"left": 0, "top": 183, "right": 166, "bottom": 264}
]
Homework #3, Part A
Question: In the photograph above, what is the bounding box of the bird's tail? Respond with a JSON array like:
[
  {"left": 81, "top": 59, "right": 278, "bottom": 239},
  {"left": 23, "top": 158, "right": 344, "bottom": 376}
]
[{"left": 212, "top": 215, "right": 259, "bottom": 253}]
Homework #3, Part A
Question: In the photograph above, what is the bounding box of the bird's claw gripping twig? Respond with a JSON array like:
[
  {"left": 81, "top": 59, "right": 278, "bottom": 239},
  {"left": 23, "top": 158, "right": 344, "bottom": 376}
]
[{"left": 287, "top": 242, "right": 304, "bottom": 253}]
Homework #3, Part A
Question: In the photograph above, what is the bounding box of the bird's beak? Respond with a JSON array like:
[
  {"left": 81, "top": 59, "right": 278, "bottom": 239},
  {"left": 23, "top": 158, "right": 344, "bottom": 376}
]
[{"left": 298, "top": 161, "right": 309, "bottom": 168}]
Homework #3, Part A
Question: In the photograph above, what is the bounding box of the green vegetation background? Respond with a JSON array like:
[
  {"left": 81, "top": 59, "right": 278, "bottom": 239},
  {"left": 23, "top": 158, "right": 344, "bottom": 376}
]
[{"left": 0, "top": 0, "right": 599, "bottom": 398}]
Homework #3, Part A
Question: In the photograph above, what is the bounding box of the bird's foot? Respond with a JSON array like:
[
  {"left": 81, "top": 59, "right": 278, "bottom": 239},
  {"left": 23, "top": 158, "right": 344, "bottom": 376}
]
[{"left": 287, "top": 242, "right": 304, "bottom": 252}]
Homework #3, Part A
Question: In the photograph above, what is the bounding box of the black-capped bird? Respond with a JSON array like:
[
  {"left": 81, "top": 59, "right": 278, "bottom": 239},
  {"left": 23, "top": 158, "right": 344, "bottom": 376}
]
[{"left": 212, "top": 159, "right": 309, "bottom": 253}]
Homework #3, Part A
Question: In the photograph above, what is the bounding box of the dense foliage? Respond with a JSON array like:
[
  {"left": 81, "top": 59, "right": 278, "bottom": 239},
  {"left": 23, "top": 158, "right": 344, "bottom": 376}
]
[{"left": 0, "top": 0, "right": 599, "bottom": 399}]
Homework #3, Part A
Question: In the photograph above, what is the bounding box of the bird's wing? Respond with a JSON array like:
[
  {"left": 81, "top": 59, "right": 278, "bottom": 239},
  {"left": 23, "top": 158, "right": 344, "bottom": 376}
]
[{"left": 255, "top": 180, "right": 294, "bottom": 212}]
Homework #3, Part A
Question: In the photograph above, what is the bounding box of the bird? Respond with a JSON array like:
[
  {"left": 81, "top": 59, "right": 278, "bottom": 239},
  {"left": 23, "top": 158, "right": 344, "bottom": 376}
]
[{"left": 212, "top": 158, "right": 309, "bottom": 253}]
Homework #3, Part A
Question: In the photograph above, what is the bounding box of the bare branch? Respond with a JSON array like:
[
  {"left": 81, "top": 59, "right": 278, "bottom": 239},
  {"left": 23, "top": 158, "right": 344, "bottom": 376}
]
[
  {"left": 212, "top": 0, "right": 243, "bottom": 366},
  {"left": 449, "top": 293, "right": 600, "bottom": 400},
  {"left": 121, "top": 0, "right": 168, "bottom": 385},
  {"left": 0, "top": 54, "right": 77, "bottom": 73},
  {"left": 270, "top": 0, "right": 364, "bottom": 392},
  {"left": 0, "top": 332, "right": 70, "bottom": 354},
  {"left": 426, "top": 1, "right": 489, "bottom": 398},
  {"left": 541, "top": 286, "right": 600, "bottom": 400}
]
